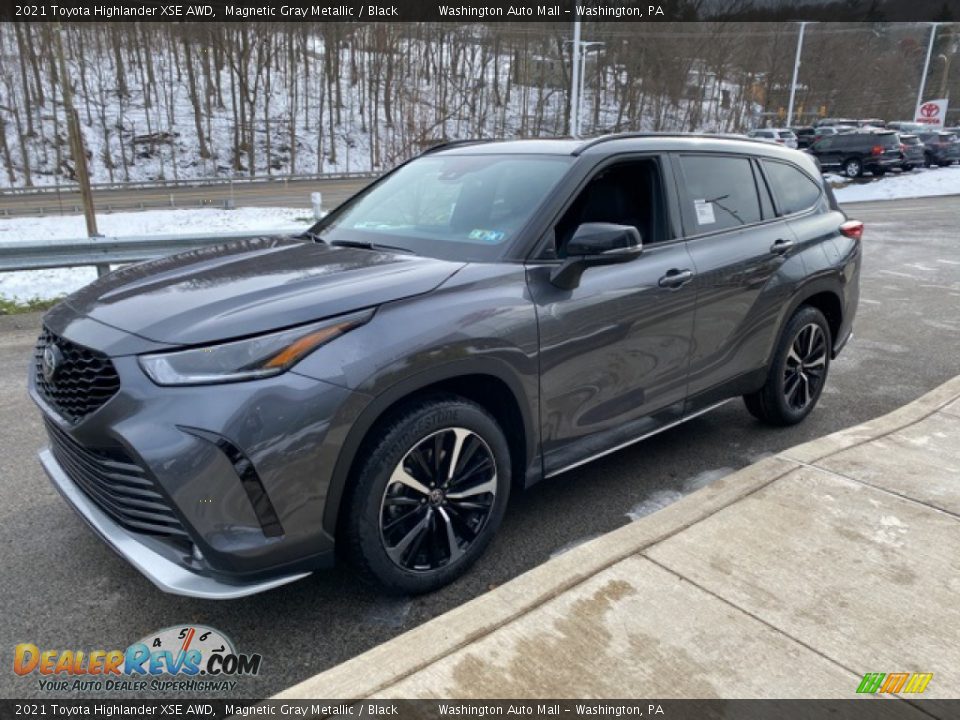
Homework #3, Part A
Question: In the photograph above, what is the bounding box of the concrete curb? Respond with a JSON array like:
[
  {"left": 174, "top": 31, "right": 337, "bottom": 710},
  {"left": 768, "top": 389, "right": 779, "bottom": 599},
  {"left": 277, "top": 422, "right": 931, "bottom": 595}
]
[{"left": 276, "top": 375, "right": 960, "bottom": 700}]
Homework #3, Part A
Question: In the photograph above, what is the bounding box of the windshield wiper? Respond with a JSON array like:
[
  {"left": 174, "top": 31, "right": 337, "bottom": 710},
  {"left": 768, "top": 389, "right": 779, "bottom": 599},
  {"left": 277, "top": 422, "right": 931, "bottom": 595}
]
[
  {"left": 299, "top": 230, "right": 326, "bottom": 244},
  {"left": 329, "top": 239, "right": 415, "bottom": 255}
]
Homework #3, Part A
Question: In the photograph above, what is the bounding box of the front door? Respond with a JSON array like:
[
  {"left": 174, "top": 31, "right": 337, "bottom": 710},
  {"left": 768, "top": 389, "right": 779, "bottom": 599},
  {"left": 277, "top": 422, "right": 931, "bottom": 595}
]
[{"left": 528, "top": 158, "right": 698, "bottom": 476}]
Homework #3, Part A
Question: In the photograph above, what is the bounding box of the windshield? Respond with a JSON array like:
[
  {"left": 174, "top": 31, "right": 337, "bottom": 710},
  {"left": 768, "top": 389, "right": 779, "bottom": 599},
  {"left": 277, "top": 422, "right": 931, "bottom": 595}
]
[{"left": 313, "top": 154, "right": 574, "bottom": 262}]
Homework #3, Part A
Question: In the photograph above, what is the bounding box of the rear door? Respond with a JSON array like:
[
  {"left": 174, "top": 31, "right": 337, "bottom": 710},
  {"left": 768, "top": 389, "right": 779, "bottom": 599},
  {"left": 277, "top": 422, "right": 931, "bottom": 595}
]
[
  {"left": 672, "top": 153, "right": 803, "bottom": 409},
  {"left": 811, "top": 136, "right": 840, "bottom": 168}
]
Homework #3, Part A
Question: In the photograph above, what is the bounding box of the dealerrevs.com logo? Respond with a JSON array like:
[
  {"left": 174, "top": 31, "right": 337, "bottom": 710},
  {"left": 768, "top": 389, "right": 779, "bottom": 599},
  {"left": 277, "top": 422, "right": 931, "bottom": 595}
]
[{"left": 13, "top": 625, "right": 262, "bottom": 693}]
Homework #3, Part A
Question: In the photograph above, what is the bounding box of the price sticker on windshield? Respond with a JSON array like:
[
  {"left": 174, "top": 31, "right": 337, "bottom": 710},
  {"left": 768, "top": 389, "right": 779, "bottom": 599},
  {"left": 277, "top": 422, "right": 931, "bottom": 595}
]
[{"left": 694, "top": 199, "right": 716, "bottom": 225}]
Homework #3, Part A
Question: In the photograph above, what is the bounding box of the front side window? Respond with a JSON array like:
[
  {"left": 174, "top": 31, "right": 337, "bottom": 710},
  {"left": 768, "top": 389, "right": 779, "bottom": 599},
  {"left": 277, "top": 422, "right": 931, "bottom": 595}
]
[
  {"left": 762, "top": 160, "right": 822, "bottom": 216},
  {"left": 315, "top": 154, "right": 574, "bottom": 261},
  {"left": 552, "top": 159, "right": 666, "bottom": 258},
  {"left": 677, "top": 155, "right": 762, "bottom": 233}
]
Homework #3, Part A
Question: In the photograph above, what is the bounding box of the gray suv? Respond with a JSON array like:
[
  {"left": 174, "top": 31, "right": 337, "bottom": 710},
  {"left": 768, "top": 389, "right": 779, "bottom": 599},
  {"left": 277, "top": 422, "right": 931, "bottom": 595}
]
[{"left": 30, "top": 135, "right": 862, "bottom": 597}]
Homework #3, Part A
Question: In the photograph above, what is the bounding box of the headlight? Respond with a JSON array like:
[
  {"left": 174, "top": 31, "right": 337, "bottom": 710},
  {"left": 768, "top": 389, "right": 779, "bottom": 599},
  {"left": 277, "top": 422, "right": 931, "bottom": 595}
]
[{"left": 138, "top": 310, "right": 373, "bottom": 386}]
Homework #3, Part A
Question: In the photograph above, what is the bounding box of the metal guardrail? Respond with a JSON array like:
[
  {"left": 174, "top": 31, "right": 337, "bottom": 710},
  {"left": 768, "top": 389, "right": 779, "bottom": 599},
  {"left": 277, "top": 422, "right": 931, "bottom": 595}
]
[
  {"left": 0, "top": 230, "right": 293, "bottom": 274},
  {"left": 0, "top": 171, "right": 380, "bottom": 196}
]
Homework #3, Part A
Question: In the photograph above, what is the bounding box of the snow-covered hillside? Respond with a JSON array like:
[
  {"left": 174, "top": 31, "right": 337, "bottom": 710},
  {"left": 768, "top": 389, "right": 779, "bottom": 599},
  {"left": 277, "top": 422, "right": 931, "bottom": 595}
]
[{"left": 0, "top": 24, "right": 755, "bottom": 190}]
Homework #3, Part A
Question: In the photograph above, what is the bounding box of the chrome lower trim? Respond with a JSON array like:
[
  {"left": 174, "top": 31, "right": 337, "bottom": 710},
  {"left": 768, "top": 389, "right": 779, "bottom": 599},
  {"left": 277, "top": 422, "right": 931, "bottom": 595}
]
[
  {"left": 39, "top": 448, "right": 311, "bottom": 599},
  {"left": 544, "top": 399, "right": 732, "bottom": 479}
]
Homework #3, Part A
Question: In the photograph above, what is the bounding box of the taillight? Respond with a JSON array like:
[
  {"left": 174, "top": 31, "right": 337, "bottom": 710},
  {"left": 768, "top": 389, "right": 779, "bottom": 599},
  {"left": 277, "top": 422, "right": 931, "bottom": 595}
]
[
  {"left": 840, "top": 220, "right": 864, "bottom": 241},
  {"left": 871, "top": 145, "right": 884, "bottom": 155}
]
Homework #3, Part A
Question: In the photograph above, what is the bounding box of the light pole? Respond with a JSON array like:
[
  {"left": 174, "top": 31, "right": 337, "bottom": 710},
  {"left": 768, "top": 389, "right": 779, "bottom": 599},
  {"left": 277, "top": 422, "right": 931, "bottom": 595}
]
[
  {"left": 786, "top": 22, "right": 812, "bottom": 127},
  {"left": 916, "top": 22, "right": 941, "bottom": 113},
  {"left": 569, "top": 18, "right": 581, "bottom": 137},
  {"left": 568, "top": 17, "right": 604, "bottom": 138},
  {"left": 937, "top": 53, "right": 951, "bottom": 100},
  {"left": 576, "top": 42, "right": 605, "bottom": 136}
]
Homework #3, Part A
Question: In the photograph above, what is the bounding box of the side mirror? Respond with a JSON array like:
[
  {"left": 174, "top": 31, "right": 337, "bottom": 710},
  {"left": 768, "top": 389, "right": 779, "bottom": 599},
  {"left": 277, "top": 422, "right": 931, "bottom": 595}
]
[{"left": 550, "top": 223, "right": 643, "bottom": 290}]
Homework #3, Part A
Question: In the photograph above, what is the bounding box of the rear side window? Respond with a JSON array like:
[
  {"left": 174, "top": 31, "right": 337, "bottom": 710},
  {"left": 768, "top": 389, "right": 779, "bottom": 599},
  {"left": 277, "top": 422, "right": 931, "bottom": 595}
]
[
  {"left": 877, "top": 133, "right": 899, "bottom": 149},
  {"left": 762, "top": 161, "right": 822, "bottom": 216},
  {"left": 677, "top": 155, "right": 762, "bottom": 233}
]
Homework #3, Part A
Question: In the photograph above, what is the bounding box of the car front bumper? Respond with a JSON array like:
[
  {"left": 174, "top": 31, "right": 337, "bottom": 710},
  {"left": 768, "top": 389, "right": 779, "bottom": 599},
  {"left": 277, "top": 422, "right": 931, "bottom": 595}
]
[
  {"left": 29, "top": 323, "right": 362, "bottom": 598},
  {"left": 38, "top": 449, "right": 311, "bottom": 599}
]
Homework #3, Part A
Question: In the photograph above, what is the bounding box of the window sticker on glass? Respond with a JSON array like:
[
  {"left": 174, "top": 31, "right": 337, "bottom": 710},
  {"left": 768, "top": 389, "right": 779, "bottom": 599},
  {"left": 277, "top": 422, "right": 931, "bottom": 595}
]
[
  {"left": 468, "top": 229, "right": 506, "bottom": 243},
  {"left": 694, "top": 199, "right": 716, "bottom": 225}
]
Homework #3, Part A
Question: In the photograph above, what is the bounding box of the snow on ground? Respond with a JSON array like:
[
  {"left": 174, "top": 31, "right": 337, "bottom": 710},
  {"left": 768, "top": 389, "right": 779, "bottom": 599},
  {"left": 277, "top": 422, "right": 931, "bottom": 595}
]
[
  {"left": 0, "top": 207, "right": 309, "bottom": 302},
  {"left": 2, "top": 162, "right": 958, "bottom": 304},
  {"left": 831, "top": 165, "right": 960, "bottom": 203}
]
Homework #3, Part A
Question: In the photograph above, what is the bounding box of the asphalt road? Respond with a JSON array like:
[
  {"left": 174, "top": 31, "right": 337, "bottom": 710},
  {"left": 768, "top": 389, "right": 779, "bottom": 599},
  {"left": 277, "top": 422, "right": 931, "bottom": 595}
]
[
  {"left": 0, "top": 177, "right": 373, "bottom": 217},
  {"left": 1, "top": 195, "right": 958, "bottom": 699}
]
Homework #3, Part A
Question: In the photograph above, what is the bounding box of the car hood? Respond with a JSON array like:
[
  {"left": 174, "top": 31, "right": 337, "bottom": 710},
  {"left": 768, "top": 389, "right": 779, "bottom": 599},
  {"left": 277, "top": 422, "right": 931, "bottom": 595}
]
[{"left": 61, "top": 236, "right": 466, "bottom": 346}]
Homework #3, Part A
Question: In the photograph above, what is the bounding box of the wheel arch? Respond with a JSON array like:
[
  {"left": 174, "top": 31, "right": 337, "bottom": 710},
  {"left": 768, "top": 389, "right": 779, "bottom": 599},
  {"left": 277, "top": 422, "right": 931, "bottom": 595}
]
[
  {"left": 798, "top": 290, "right": 843, "bottom": 346},
  {"left": 322, "top": 360, "right": 537, "bottom": 538},
  {"left": 770, "top": 281, "right": 844, "bottom": 366}
]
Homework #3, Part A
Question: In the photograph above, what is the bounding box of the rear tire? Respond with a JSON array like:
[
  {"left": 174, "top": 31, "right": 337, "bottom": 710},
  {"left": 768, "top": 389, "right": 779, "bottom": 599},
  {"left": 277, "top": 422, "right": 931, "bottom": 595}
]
[
  {"left": 743, "top": 306, "right": 832, "bottom": 427},
  {"left": 342, "top": 396, "right": 511, "bottom": 595},
  {"left": 843, "top": 158, "right": 862, "bottom": 178}
]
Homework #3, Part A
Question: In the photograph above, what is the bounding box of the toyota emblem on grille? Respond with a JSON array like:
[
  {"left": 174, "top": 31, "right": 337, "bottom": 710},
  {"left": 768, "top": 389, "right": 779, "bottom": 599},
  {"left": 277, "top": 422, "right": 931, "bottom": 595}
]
[{"left": 41, "top": 344, "right": 63, "bottom": 383}]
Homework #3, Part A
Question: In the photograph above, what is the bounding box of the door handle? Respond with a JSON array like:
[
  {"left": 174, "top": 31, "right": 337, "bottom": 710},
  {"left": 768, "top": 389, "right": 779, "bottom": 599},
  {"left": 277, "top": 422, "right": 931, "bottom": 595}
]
[
  {"left": 658, "top": 269, "right": 694, "bottom": 289},
  {"left": 770, "top": 238, "right": 795, "bottom": 255}
]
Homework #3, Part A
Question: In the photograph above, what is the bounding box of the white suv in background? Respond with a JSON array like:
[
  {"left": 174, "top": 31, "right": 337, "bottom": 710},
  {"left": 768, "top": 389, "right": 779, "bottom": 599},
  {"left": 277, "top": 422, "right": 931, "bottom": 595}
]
[{"left": 748, "top": 128, "right": 799, "bottom": 149}]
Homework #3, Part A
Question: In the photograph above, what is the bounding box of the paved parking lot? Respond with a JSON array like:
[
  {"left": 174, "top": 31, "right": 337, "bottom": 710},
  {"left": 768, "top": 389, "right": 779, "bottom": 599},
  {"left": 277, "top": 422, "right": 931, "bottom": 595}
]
[{"left": 1, "top": 195, "right": 958, "bottom": 699}]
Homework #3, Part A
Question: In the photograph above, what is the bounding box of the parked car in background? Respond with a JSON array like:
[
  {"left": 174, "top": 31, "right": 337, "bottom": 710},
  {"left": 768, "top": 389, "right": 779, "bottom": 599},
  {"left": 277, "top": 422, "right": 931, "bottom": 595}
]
[
  {"left": 807, "top": 130, "right": 902, "bottom": 177},
  {"left": 791, "top": 126, "right": 816, "bottom": 149},
  {"left": 887, "top": 121, "right": 926, "bottom": 134},
  {"left": 857, "top": 118, "right": 886, "bottom": 128},
  {"left": 917, "top": 131, "right": 960, "bottom": 167},
  {"left": 748, "top": 128, "right": 799, "bottom": 149},
  {"left": 898, "top": 134, "right": 925, "bottom": 171},
  {"left": 814, "top": 126, "right": 855, "bottom": 141},
  {"left": 815, "top": 118, "right": 858, "bottom": 128}
]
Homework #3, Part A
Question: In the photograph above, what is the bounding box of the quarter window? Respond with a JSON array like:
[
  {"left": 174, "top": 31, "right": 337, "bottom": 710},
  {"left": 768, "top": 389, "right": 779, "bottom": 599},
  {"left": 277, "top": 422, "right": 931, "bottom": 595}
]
[
  {"left": 678, "top": 155, "right": 762, "bottom": 232},
  {"left": 762, "top": 160, "right": 821, "bottom": 215}
]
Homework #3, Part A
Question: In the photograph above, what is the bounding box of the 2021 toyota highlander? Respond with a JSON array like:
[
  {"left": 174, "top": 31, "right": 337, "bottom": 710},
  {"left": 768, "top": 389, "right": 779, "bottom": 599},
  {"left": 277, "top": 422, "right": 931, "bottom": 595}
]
[{"left": 29, "top": 134, "right": 861, "bottom": 597}]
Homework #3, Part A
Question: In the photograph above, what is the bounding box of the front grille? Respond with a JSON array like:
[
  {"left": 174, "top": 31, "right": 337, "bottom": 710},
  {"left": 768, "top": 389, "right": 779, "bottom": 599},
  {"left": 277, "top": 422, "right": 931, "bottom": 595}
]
[
  {"left": 45, "top": 418, "right": 189, "bottom": 539},
  {"left": 34, "top": 328, "right": 120, "bottom": 424}
]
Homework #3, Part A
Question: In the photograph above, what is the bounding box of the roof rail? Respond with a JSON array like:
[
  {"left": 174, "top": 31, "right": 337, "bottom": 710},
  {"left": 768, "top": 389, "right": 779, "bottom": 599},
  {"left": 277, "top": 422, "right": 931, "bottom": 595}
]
[
  {"left": 419, "top": 139, "right": 498, "bottom": 155},
  {"left": 572, "top": 131, "right": 760, "bottom": 155}
]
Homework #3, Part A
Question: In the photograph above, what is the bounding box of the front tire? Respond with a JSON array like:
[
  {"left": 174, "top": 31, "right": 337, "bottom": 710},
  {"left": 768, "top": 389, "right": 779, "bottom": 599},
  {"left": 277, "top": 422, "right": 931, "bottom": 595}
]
[
  {"left": 342, "top": 396, "right": 511, "bottom": 595},
  {"left": 743, "top": 306, "right": 832, "bottom": 427}
]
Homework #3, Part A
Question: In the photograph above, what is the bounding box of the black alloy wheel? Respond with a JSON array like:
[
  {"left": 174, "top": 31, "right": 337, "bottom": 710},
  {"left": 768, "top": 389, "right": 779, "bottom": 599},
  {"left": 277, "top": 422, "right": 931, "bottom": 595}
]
[
  {"left": 743, "top": 305, "right": 832, "bottom": 427},
  {"left": 379, "top": 427, "right": 497, "bottom": 572},
  {"left": 782, "top": 323, "right": 828, "bottom": 412},
  {"left": 343, "top": 397, "right": 510, "bottom": 594}
]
